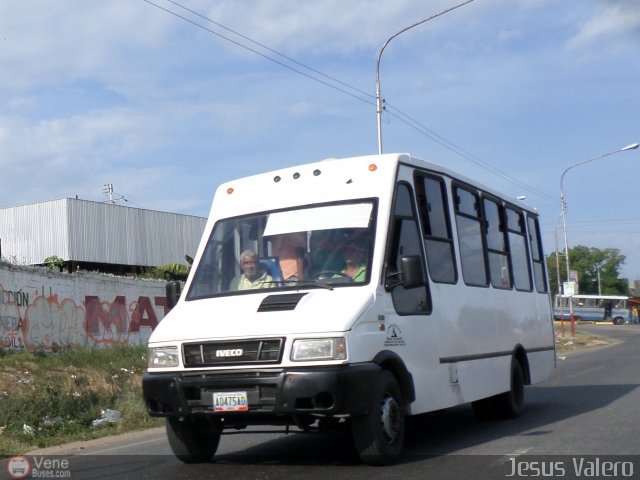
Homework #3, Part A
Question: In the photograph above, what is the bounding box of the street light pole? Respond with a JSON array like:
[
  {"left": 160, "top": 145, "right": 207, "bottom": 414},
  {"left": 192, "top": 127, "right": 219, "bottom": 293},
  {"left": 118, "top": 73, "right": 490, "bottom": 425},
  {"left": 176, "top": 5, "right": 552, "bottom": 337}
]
[
  {"left": 553, "top": 213, "right": 566, "bottom": 336},
  {"left": 375, "top": 0, "right": 476, "bottom": 154},
  {"left": 553, "top": 213, "right": 564, "bottom": 296},
  {"left": 559, "top": 142, "right": 639, "bottom": 335}
]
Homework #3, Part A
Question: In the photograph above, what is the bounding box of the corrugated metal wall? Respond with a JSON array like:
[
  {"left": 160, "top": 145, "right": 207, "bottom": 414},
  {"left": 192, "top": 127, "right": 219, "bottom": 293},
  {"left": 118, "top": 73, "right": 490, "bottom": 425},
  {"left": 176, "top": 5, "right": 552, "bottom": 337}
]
[
  {"left": 0, "top": 199, "right": 70, "bottom": 265},
  {"left": 0, "top": 198, "right": 206, "bottom": 267}
]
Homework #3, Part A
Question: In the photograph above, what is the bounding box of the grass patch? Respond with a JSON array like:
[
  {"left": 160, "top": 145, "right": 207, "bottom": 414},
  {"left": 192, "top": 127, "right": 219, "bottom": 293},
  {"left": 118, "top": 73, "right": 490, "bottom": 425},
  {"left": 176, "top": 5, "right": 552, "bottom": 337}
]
[
  {"left": 0, "top": 345, "right": 162, "bottom": 455},
  {"left": 555, "top": 327, "right": 614, "bottom": 356}
]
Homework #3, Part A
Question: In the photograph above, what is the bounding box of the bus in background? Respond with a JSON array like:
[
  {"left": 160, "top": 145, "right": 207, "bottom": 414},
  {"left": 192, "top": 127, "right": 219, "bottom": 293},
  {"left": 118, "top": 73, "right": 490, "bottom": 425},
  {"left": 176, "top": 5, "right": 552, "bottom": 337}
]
[{"left": 554, "top": 294, "right": 630, "bottom": 325}]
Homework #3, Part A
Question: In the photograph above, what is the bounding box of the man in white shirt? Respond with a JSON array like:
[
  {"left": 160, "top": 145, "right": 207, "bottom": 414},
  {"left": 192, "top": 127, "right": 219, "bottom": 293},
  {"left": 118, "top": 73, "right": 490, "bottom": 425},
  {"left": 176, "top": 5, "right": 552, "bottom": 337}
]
[{"left": 229, "top": 250, "right": 274, "bottom": 290}]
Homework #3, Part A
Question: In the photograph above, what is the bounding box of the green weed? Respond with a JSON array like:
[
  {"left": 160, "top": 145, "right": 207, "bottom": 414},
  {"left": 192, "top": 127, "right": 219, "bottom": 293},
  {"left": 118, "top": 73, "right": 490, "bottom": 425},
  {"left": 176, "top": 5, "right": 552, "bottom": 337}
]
[{"left": 0, "top": 345, "right": 161, "bottom": 455}]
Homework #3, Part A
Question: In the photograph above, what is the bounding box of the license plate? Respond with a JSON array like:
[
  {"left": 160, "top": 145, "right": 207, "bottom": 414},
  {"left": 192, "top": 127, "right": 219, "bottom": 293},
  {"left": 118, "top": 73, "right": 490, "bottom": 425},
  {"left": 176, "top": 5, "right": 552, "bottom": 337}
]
[{"left": 213, "top": 391, "right": 248, "bottom": 412}]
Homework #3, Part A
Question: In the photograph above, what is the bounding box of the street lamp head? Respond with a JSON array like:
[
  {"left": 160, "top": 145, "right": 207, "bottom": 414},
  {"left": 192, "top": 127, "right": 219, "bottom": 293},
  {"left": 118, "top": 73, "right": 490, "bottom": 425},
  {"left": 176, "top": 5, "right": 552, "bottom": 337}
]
[{"left": 621, "top": 143, "right": 639, "bottom": 151}]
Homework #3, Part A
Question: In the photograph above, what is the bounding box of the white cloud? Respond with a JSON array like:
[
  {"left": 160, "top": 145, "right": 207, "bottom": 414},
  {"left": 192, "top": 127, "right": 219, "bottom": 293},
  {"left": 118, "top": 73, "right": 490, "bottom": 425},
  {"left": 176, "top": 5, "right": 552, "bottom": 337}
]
[
  {"left": 0, "top": 1, "right": 177, "bottom": 92},
  {"left": 0, "top": 109, "right": 165, "bottom": 205},
  {"left": 566, "top": 1, "right": 640, "bottom": 51},
  {"left": 0, "top": 111, "right": 143, "bottom": 164},
  {"left": 203, "top": 0, "right": 485, "bottom": 55}
]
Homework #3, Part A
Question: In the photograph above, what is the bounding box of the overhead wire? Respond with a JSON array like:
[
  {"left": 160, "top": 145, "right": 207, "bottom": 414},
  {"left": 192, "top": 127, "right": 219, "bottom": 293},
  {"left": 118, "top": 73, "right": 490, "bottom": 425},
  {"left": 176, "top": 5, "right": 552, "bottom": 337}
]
[
  {"left": 141, "top": 0, "right": 374, "bottom": 106},
  {"left": 164, "top": 0, "right": 375, "bottom": 103},
  {"left": 383, "top": 105, "right": 558, "bottom": 202},
  {"left": 143, "top": 0, "right": 556, "bottom": 205}
]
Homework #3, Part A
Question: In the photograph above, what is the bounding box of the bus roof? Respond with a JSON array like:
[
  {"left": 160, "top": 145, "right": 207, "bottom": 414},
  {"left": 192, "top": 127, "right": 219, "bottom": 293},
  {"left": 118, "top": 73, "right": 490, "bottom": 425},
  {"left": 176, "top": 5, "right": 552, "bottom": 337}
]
[{"left": 210, "top": 153, "right": 540, "bottom": 219}]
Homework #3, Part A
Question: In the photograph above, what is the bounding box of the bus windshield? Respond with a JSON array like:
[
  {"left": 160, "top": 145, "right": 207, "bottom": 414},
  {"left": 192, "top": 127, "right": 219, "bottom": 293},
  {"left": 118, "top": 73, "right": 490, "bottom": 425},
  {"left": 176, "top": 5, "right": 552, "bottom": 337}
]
[{"left": 186, "top": 200, "right": 376, "bottom": 299}]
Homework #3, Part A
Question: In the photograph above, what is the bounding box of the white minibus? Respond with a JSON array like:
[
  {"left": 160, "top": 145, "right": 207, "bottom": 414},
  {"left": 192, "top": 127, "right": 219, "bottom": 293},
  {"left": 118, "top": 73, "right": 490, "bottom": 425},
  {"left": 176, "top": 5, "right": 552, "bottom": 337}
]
[{"left": 143, "top": 153, "right": 556, "bottom": 465}]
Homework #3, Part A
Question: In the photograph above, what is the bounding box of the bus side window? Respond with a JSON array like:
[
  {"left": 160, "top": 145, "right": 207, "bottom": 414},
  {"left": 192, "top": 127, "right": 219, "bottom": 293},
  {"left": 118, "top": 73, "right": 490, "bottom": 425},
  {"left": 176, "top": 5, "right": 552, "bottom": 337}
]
[
  {"left": 483, "top": 197, "right": 512, "bottom": 289},
  {"left": 506, "top": 207, "right": 532, "bottom": 291},
  {"left": 454, "top": 185, "right": 489, "bottom": 287},
  {"left": 415, "top": 174, "right": 457, "bottom": 284},
  {"left": 385, "top": 182, "right": 431, "bottom": 315},
  {"left": 527, "top": 214, "right": 548, "bottom": 293}
]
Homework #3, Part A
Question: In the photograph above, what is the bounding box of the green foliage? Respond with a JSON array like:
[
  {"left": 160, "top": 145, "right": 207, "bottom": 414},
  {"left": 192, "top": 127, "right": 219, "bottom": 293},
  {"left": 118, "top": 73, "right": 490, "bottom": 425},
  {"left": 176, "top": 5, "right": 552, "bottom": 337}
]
[
  {"left": 0, "top": 345, "right": 161, "bottom": 455},
  {"left": 139, "top": 263, "right": 190, "bottom": 281},
  {"left": 546, "top": 245, "right": 627, "bottom": 296},
  {"left": 43, "top": 255, "right": 65, "bottom": 270},
  {"left": 138, "top": 255, "right": 193, "bottom": 281}
]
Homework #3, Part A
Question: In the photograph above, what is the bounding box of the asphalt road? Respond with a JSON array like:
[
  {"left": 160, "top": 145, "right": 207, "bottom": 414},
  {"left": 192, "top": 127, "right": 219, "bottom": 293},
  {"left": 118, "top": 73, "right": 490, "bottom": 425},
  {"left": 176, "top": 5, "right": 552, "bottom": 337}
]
[{"left": 10, "top": 323, "right": 640, "bottom": 480}]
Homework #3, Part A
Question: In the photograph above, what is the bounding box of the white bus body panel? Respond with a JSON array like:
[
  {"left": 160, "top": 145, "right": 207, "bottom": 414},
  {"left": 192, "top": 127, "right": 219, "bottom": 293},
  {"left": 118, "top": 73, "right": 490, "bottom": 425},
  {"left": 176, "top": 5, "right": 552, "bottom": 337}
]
[{"left": 152, "top": 288, "right": 374, "bottom": 345}]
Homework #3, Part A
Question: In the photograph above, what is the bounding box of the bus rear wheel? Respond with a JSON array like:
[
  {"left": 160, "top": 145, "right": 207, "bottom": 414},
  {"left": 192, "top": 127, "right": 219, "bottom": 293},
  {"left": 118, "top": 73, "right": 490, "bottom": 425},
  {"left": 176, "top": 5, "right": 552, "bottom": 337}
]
[
  {"left": 351, "top": 370, "right": 405, "bottom": 466},
  {"left": 473, "top": 357, "right": 525, "bottom": 419},
  {"left": 613, "top": 316, "right": 625, "bottom": 325}
]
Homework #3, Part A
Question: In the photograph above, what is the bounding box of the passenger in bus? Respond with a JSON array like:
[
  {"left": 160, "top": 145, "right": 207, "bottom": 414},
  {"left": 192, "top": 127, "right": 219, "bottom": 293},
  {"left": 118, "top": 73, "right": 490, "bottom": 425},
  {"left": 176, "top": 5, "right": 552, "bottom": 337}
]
[
  {"left": 270, "top": 233, "right": 306, "bottom": 282},
  {"left": 230, "top": 250, "right": 274, "bottom": 290}
]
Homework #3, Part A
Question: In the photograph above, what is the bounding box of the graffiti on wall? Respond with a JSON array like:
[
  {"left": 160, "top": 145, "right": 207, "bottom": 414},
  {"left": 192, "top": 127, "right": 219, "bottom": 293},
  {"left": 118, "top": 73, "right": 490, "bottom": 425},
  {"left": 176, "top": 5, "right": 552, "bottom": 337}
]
[
  {"left": 0, "top": 280, "right": 169, "bottom": 351},
  {"left": 84, "top": 295, "right": 168, "bottom": 344}
]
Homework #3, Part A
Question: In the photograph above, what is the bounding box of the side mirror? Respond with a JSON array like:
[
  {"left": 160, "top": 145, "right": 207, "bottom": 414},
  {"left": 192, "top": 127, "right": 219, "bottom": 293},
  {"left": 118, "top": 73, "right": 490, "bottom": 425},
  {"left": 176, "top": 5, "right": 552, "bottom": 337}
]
[
  {"left": 165, "top": 281, "right": 182, "bottom": 311},
  {"left": 400, "top": 256, "right": 425, "bottom": 288}
]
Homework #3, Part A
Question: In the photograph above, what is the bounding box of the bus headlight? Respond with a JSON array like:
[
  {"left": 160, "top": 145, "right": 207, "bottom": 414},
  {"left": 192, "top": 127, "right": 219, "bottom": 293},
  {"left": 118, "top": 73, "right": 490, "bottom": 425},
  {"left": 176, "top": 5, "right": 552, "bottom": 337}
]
[
  {"left": 148, "top": 346, "right": 180, "bottom": 368},
  {"left": 291, "top": 338, "right": 347, "bottom": 361}
]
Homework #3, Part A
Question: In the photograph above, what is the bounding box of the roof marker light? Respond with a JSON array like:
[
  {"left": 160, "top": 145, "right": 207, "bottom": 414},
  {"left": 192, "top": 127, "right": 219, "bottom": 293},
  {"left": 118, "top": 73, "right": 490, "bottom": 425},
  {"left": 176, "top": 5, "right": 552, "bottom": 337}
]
[
  {"left": 313, "top": 169, "right": 321, "bottom": 176},
  {"left": 273, "top": 176, "right": 281, "bottom": 183},
  {"left": 369, "top": 163, "right": 378, "bottom": 171},
  {"left": 293, "top": 172, "right": 301, "bottom": 179},
  {"left": 226, "top": 187, "right": 234, "bottom": 194}
]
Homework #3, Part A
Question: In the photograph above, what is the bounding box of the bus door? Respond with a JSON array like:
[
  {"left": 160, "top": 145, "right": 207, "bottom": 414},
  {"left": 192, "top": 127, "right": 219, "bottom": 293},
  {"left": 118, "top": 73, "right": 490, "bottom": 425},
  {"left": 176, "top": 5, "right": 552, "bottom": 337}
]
[
  {"left": 381, "top": 172, "right": 463, "bottom": 412},
  {"left": 383, "top": 181, "right": 430, "bottom": 317},
  {"left": 381, "top": 180, "right": 443, "bottom": 409}
]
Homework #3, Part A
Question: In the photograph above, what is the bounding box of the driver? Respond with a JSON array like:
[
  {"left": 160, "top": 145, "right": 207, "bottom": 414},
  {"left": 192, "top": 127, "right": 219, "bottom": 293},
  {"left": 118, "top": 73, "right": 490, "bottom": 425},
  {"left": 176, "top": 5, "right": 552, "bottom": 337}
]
[{"left": 341, "top": 240, "right": 367, "bottom": 282}]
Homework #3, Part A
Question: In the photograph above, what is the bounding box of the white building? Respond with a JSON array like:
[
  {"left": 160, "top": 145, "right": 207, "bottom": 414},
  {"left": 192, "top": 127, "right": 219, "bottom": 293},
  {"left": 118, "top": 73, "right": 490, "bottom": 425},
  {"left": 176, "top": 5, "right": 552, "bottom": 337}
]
[{"left": 0, "top": 198, "right": 206, "bottom": 274}]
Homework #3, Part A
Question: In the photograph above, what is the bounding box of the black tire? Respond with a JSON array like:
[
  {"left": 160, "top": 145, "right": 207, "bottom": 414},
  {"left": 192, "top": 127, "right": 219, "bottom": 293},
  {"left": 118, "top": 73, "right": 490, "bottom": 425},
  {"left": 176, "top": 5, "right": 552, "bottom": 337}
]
[
  {"left": 472, "top": 358, "right": 525, "bottom": 419},
  {"left": 166, "top": 417, "right": 222, "bottom": 463},
  {"left": 351, "top": 370, "right": 405, "bottom": 466},
  {"left": 496, "top": 357, "right": 525, "bottom": 418},
  {"left": 613, "top": 316, "right": 625, "bottom": 325}
]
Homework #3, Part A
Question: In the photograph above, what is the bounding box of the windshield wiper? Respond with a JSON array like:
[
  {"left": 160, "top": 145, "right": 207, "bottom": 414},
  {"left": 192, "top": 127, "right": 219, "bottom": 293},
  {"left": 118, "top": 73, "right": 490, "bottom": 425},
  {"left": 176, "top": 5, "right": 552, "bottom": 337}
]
[{"left": 262, "top": 279, "right": 338, "bottom": 291}]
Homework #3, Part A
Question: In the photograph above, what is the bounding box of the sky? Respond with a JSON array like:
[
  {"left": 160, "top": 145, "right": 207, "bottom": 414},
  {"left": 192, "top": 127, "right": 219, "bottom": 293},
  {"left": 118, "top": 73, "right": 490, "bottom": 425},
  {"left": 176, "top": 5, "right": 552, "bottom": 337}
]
[{"left": 1, "top": 0, "right": 639, "bottom": 279}]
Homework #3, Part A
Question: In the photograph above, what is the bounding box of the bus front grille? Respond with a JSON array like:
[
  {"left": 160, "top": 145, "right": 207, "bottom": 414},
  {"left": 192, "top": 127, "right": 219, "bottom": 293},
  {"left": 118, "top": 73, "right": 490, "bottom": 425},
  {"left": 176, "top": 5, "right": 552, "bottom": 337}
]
[{"left": 183, "top": 338, "right": 284, "bottom": 367}]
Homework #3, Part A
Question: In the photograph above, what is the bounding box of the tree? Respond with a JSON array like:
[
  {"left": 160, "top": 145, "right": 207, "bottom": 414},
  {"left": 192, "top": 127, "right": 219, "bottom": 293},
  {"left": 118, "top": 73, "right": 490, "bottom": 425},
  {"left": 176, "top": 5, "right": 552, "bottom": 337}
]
[{"left": 546, "top": 245, "right": 627, "bottom": 296}]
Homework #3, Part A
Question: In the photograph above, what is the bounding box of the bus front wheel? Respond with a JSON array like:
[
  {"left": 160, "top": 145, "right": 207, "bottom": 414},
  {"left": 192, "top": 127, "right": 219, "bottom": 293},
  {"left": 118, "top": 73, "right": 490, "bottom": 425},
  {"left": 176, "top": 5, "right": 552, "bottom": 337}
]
[
  {"left": 613, "top": 316, "right": 625, "bottom": 325},
  {"left": 351, "top": 370, "right": 405, "bottom": 465},
  {"left": 166, "top": 416, "right": 222, "bottom": 463}
]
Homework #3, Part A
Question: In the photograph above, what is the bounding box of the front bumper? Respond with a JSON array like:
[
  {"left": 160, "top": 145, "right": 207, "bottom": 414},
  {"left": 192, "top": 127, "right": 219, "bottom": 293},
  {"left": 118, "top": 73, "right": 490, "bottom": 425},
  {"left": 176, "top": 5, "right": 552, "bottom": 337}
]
[{"left": 143, "top": 363, "right": 380, "bottom": 420}]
